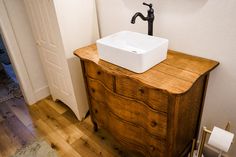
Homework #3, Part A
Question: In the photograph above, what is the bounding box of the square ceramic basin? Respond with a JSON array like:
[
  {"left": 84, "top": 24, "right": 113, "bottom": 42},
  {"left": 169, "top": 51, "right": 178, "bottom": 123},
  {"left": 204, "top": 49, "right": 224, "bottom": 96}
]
[{"left": 96, "top": 31, "right": 168, "bottom": 73}]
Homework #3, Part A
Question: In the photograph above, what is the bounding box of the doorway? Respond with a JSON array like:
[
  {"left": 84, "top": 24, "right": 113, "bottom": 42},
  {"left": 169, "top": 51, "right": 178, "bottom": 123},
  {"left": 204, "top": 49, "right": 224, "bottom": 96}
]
[
  {"left": 0, "top": 0, "right": 49, "bottom": 105},
  {"left": 0, "top": 34, "right": 23, "bottom": 104}
]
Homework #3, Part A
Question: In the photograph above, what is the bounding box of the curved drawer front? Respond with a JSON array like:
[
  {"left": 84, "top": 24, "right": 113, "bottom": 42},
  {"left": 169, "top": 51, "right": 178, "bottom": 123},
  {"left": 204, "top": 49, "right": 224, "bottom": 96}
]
[
  {"left": 87, "top": 78, "right": 167, "bottom": 139},
  {"left": 116, "top": 76, "right": 169, "bottom": 113},
  {"left": 107, "top": 112, "right": 166, "bottom": 157},
  {"left": 90, "top": 98, "right": 108, "bottom": 128},
  {"left": 84, "top": 61, "right": 114, "bottom": 91}
]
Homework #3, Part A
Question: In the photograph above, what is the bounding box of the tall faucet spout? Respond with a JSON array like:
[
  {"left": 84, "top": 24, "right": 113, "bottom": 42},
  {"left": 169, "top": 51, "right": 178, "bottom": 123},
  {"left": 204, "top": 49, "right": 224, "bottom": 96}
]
[
  {"left": 131, "top": 3, "right": 155, "bottom": 36},
  {"left": 131, "top": 12, "right": 147, "bottom": 24}
]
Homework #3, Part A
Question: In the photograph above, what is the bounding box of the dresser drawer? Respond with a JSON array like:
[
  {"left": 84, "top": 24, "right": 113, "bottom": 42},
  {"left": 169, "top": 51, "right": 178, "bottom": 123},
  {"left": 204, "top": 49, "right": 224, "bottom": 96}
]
[
  {"left": 90, "top": 98, "right": 108, "bottom": 128},
  {"left": 84, "top": 61, "right": 114, "bottom": 90},
  {"left": 87, "top": 78, "right": 167, "bottom": 139},
  {"left": 76, "top": 44, "right": 219, "bottom": 157},
  {"left": 107, "top": 112, "right": 166, "bottom": 157},
  {"left": 116, "top": 76, "right": 169, "bottom": 113}
]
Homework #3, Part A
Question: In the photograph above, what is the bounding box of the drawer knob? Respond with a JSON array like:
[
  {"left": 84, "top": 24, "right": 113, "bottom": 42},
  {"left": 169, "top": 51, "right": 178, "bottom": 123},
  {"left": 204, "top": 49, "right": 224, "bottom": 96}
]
[
  {"left": 94, "top": 109, "right": 98, "bottom": 114},
  {"left": 91, "top": 88, "right": 95, "bottom": 93},
  {"left": 97, "top": 71, "right": 101, "bottom": 75},
  {"left": 138, "top": 87, "right": 145, "bottom": 94},
  {"left": 150, "top": 120, "right": 158, "bottom": 127},
  {"left": 150, "top": 145, "right": 155, "bottom": 151}
]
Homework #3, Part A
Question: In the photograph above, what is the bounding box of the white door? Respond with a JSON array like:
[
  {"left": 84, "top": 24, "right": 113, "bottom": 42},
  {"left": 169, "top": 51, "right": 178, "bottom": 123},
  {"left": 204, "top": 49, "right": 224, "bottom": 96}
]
[{"left": 24, "top": 0, "right": 82, "bottom": 119}]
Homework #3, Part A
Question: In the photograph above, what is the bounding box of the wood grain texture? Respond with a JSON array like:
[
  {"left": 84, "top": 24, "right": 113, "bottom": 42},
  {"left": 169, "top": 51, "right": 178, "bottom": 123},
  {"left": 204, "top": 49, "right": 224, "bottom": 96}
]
[
  {"left": 74, "top": 44, "right": 219, "bottom": 157},
  {"left": 74, "top": 44, "right": 219, "bottom": 94},
  {"left": 0, "top": 95, "right": 140, "bottom": 157},
  {"left": 88, "top": 77, "right": 167, "bottom": 139},
  {"left": 115, "top": 75, "right": 169, "bottom": 113}
]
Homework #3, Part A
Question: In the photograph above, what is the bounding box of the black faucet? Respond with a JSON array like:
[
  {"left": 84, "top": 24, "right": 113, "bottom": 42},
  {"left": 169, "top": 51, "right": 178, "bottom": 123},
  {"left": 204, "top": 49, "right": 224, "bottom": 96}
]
[{"left": 131, "top": 3, "right": 155, "bottom": 36}]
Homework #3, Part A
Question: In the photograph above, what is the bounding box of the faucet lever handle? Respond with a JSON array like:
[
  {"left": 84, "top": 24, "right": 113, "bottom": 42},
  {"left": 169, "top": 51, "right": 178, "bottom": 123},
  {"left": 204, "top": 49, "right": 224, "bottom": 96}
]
[{"left": 143, "top": 2, "right": 152, "bottom": 9}]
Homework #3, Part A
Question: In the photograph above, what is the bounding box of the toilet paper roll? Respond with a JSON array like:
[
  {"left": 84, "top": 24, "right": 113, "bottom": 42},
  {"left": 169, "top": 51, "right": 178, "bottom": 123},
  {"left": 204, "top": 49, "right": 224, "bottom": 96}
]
[{"left": 208, "top": 126, "right": 234, "bottom": 152}]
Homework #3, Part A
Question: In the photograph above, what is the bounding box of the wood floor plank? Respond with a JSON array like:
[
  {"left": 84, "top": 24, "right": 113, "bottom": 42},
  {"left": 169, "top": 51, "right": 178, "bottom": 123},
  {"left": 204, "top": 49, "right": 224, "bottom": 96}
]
[
  {"left": 53, "top": 115, "right": 84, "bottom": 144},
  {"left": 62, "top": 109, "right": 79, "bottom": 124},
  {"left": 76, "top": 117, "right": 141, "bottom": 157},
  {"left": 31, "top": 100, "right": 83, "bottom": 145},
  {"left": 34, "top": 119, "right": 82, "bottom": 157},
  {"left": 0, "top": 91, "right": 143, "bottom": 157},
  {"left": 44, "top": 98, "right": 68, "bottom": 114},
  {"left": 37, "top": 99, "right": 62, "bottom": 118},
  {"left": 37, "top": 112, "right": 83, "bottom": 145},
  {"left": 0, "top": 121, "right": 21, "bottom": 157},
  {"left": 72, "top": 135, "right": 108, "bottom": 157}
]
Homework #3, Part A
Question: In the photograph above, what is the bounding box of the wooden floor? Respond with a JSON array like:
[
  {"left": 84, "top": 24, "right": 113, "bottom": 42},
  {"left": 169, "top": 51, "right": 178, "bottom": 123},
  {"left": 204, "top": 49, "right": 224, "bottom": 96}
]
[{"left": 0, "top": 79, "right": 142, "bottom": 157}]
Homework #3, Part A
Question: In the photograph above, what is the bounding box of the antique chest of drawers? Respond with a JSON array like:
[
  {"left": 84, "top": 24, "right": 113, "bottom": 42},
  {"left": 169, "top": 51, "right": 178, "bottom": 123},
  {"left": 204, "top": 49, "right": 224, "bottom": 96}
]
[{"left": 74, "top": 44, "right": 219, "bottom": 157}]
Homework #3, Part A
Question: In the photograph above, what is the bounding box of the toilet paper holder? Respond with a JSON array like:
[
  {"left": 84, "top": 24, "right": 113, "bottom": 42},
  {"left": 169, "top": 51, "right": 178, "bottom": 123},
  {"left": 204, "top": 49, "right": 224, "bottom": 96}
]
[{"left": 189, "top": 122, "right": 233, "bottom": 157}]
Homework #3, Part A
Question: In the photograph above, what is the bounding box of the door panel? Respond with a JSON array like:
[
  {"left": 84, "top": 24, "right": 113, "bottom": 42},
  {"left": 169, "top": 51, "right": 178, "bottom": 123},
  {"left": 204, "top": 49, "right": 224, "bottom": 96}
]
[
  {"left": 42, "top": 47, "right": 62, "bottom": 70},
  {"left": 24, "top": 0, "right": 78, "bottom": 117}
]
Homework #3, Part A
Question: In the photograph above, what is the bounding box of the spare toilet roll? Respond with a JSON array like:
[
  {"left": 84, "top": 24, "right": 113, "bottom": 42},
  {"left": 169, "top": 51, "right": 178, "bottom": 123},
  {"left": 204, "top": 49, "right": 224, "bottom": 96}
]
[{"left": 208, "top": 126, "right": 234, "bottom": 152}]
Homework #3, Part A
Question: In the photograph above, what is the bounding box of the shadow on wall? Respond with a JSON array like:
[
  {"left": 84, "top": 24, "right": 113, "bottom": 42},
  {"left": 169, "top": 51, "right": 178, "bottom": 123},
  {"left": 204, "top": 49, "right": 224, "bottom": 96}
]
[{"left": 122, "top": 0, "right": 208, "bottom": 14}]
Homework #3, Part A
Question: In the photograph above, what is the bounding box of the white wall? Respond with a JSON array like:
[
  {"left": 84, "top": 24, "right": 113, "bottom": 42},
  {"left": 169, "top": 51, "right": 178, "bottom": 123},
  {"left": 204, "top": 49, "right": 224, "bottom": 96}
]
[
  {"left": 53, "top": 0, "right": 99, "bottom": 58},
  {"left": 96, "top": 0, "right": 236, "bottom": 156},
  {"left": 3, "top": 0, "right": 49, "bottom": 102}
]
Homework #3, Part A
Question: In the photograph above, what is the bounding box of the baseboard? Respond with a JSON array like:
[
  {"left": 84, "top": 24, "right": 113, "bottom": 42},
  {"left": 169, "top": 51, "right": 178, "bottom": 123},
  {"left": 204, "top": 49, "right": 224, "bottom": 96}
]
[{"left": 32, "top": 86, "right": 50, "bottom": 104}]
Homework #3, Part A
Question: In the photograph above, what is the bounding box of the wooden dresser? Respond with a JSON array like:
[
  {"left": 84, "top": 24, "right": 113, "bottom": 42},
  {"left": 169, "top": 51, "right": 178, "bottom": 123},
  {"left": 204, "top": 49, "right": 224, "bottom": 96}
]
[{"left": 74, "top": 44, "right": 219, "bottom": 157}]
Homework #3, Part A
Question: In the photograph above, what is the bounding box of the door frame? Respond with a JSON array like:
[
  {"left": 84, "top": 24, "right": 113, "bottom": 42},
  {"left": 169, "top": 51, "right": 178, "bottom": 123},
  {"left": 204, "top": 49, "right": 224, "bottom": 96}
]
[{"left": 0, "top": 0, "right": 36, "bottom": 105}]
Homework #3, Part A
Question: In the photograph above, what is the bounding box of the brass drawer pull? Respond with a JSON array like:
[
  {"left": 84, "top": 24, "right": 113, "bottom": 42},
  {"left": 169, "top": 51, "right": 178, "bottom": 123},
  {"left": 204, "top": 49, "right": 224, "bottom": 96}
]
[
  {"left": 97, "top": 71, "right": 101, "bottom": 75},
  {"left": 150, "top": 120, "right": 158, "bottom": 127}
]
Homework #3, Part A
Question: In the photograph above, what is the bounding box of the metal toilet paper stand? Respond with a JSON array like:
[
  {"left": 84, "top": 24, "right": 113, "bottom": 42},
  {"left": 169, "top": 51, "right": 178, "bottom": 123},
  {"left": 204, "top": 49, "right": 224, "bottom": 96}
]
[{"left": 189, "top": 122, "right": 232, "bottom": 157}]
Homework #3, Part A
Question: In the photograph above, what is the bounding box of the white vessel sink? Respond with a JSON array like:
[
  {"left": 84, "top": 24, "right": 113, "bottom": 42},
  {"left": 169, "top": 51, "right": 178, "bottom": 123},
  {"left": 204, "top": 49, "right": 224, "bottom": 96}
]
[{"left": 96, "top": 31, "right": 168, "bottom": 73}]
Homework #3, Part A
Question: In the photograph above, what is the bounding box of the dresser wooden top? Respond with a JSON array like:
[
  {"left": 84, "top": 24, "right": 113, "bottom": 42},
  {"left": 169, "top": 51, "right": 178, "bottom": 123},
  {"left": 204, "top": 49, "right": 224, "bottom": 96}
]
[{"left": 74, "top": 44, "right": 219, "bottom": 94}]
